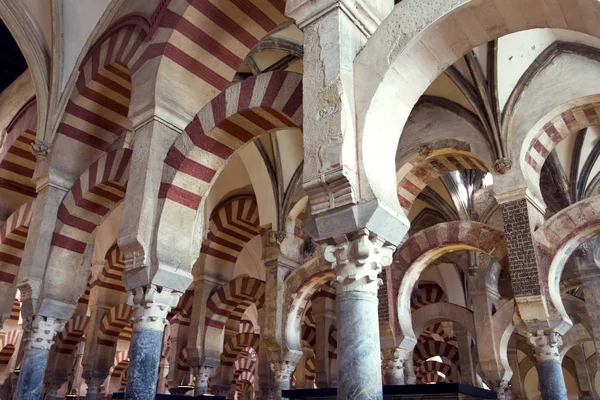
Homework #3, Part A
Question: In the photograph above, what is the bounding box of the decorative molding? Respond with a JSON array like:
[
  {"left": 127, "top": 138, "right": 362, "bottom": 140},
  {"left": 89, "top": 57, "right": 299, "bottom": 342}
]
[
  {"left": 23, "top": 315, "right": 65, "bottom": 351},
  {"left": 128, "top": 285, "right": 181, "bottom": 331},
  {"left": 324, "top": 229, "right": 394, "bottom": 294},
  {"left": 529, "top": 331, "right": 562, "bottom": 363}
]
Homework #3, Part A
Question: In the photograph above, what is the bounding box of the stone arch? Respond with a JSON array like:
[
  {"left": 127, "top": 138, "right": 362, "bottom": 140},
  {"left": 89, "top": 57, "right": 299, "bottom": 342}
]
[
  {"left": 411, "top": 283, "right": 447, "bottom": 311},
  {"left": 41, "top": 148, "right": 132, "bottom": 311},
  {"left": 522, "top": 98, "right": 600, "bottom": 199},
  {"left": 51, "top": 22, "right": 144, "bottom": 184},
  {"left": 412, "top": 303, "right": 475, "bottom": 342},
  {"left": 239, "top": 319, "right": 254, "bottom": 333},
  {"left": 129, "top": 0, "right": 287, "bottom": 130},
  {"left": 236, "top": 370, "right": 255, "bottom": 393},
  {"left": 204, "top": 277, "right": 265, "bottom": 360},
  {"left": 0, "top": 200, "right": 33, "bottom": 284},
  {"left": 54, "top": 315, "right": 89, "bottom": 355},
  {"left": 0, "top": 329, "right": 20, "bottom": 365},
  {"left": 328, "top": 327, "right": 338, "bottom": 361},
  {"left": 233, "top": 358, "right": 256, "bottom": 381},
  {"left": 97, "top": 304, "right": 134, "bottom": 347},
  {"left": 397, "top": 149, "right": 489, "bottom": 216},
  {"left": 0, "top": 97, "right": 37, "bottom": 202},
  {"left": 418, "top": 359, "right": 453, "bottom": 378},
  {"left": 284, "top": 258, "right": 334, "bottom": 354},
  {"left": 421, "top": 372, "right": 449, "bottom": 384},
  {"left": 156, "top": 71, "right": 302, "bottom": 274},
  {"left": 413, "top": 339, "right": 460, "bottom": 370},
  {"left": 221, "top": 333, "right": 260, "bottom": 367},
  {"left": 95, "top": 243, "right": 126, "bottom": 293},
  {"left": 352, "top": 0, "right": 600, "bottom": 221},
  {"left": 301, "top": 324, "right": 316, "bottom": 349},
  {"left": 178, "top": 347, "right": 188, "bottom": 371},
  {"left": 392, "top": 221, "right": 507, "bottom": 348},
  {"left": 202, "top": 196, "right": 260, "bottom": 276},
  {"left": 168, "top": 290, "right": 193, "bottom": 327},
  {"left": 535, "top": 196, "right": 600, "bottom": 329}
]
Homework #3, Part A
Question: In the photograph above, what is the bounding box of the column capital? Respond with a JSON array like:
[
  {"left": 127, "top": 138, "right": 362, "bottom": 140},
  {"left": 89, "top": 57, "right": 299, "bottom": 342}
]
[
  {"left": 191, "top": 365, "right": 215, "bottom": 392},
  {"left": 285, "top": 0, "right": 392, "bottom": 36},
  {"left": 23, "top": 315, "right": 64, "bottom": 351},
  {"left": 128, "top": 285, "right": 181, "bottom": 331},
  {"left": 381, "top": 348, "right": 407, "bottom": 380},
  {"left": 271, "top": 359, "right": 297, "bottom": 383},
  {"left": 324, "top": 229, "right": 394, "bottom": 294},
  {"left": 529, "top": 330, "right": 563, "bottom": 363}
]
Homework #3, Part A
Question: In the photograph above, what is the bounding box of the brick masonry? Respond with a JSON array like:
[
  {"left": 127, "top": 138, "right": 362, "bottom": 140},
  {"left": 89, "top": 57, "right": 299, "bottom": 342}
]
[{"left": 501, "top": 199, "right": 541, "bottom": 297}]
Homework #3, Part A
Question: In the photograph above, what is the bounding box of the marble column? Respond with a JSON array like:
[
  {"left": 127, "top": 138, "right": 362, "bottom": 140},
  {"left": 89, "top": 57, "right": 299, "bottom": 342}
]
[
  {"left": 455, "top": 324, "right": 477, "bottom": 386},
  {"left": 14, "top": 316, "right": 64, "bottom": 400},
  {"left": 271, "top": 361, "right": 295, "bottom": 400},
  {"left": 324, "top": 229, "right": 394, "bottom": 400},
  {"left": 85, "top": 377, "right": 104, "bottom": 400},
  {"left": 381, "top": 348, "right": 406, "bottom": 385},
  {"left": 571, "top": 345, "right": 596, "bottom": 400},
  {"left": 45, "top": 380, "right": 65, "bottom": 400},
  {"left": 192, "top": 365, "right": 215, "bottom": 396},
  {"left": 123, "top": 286, "right": 180, "bottom": 400},
  {"left": 403, "top": 354, "right": 417, "bottom": 385},
  {"left": 529, "top": 331, "right": 567, "bottom": 400}
]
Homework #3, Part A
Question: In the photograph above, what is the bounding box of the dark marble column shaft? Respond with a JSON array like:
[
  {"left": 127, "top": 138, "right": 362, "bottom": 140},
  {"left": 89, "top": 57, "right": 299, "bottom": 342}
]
[
  {"left": 337, "top": 292, "right": 382, "bottom": 399},
  {"left": 123, "top": 329, "right": 163, "bottom": 400},
  {"left": 15, "top": 348, "right": 51, "bottom": 400},
  {"left": 536, "top": 361, "right": 567, "bottom": 400}
]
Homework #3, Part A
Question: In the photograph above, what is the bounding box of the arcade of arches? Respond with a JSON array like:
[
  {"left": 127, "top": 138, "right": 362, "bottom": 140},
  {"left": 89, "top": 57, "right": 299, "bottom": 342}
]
[{"left": 1, "top": 1, "right": 600, "bottom": 400}]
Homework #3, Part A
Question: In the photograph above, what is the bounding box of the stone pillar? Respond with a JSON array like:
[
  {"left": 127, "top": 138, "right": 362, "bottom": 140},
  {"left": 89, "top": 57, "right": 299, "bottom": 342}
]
[
  {"left": 311, "top": 291, "right": 336, "bottom": 388},
  {"left": 324, "top": 229, "right": 394, "bottom": 400},
  {"left": 571, "top": 345, "right": 596, "bottom": 400},
  {"left": 403, "top": 354, "right": 416, "bottom": 385},
  {"left": 85, "top": 377, "right": 103, "bottom": 400},
  {"left": 156, "top": 357, "right": 169, "bottom": 395},
  {"left": 271, "top": 361, "right": 296, "bottom": 399},
  {"left": 507, "top": 339, "right": 526, "bottom": 400},
  {"left": 529, "top": 331, "right": 568, "bottom": 400},
  {"left": 122, "top": 285, "right": 180, "bottom": 400},
  {"left": 381, "top": 348, "right": 407, "bottom": 385},
  {"left": 191, "top": 365, "right": 215, "bottom": 396},
  {"left": 455, "top": 324, "right": 477, "bottom": 386},
  {"left": 256, "top": 309, "right": 274, "bottom": 400},
  {"left": 14, "top": 316, "right": 64, "bottom": 400},
  {"left": 577, "top": 247, "right": 600, "bottom": 369}
]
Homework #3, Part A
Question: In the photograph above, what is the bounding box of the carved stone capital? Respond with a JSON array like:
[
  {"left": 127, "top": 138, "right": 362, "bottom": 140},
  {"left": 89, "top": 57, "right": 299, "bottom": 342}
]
[
  {"left": 128, "top": 285, "right": 181, "bottom": 331},
  {"left": 324, "top": 229, "right": 394, "bottom": 294},
  {"left": 191, "top": 365, "right": 215, "bottom": 391},
  {"left": 271, "top": 360, "right": 297, "bottom": 384},
  {"left": 529, "top": 330, "right": 562, "bottom": 363},
  {"left": 23, "top": 315, "right": 64, "bottom": 351},
  {"left": 381, "top": 348, "right": 407, "bottom": 375}
]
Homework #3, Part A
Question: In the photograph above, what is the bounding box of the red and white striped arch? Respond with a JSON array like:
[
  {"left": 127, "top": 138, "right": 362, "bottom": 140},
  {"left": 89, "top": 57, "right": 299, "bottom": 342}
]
[
  {"left": 413, "top": 340, "right": 460, "bottom": 369},
  {"left": 391, "top": 221, "right": 507, "bottom": 346},
  {"left": 397, "top": 150, "right": 488, "bottom": 216},
  {"left": 0, "top": 200, "right": 33, "bottom": 284},
  {"left": 206, "top": 277, "right": 265, "bottom": 331},
  {"left": 523, "top": 102, "right": 600, "bottom": 197},
  {"left": 111, "top": 351, "right": 130, "bottom": 378},
  {"left": 419, "top": 323, "right": 450, "bottom": 343},
  {"left": 236, "top": 371, "right": 255, "bottom": 393},
  {"left": 44, "top": 149, "right": 132, "bottom": 304},
  {"left": 418, "top": 360, "right": 453, "bottom": 378},
  {"left": 169, "top": 290, "right": 194, "bottom": 327},
  {"left": 95, "top": 243, "right": 126, "bottom": 293},
  {"left": 97, "top": 304, "right": 134, "bottom": 346},
  {"left": 131, "top": 0, "right": 287, "bottom": 122},
  {"left": 9, "top": 298, "right": 20, "bottom": 321},
  {"left": 304, "top": 357, "right": 316, "bottom": 382},
  {"left": 55, "top": 315, "right": 90, "bottom": 354},
  {"left": 285, "top": 259, "right": 335, "bottom": 354},
  {"left": 328, "top": 328, "right": 337, "bottom": 361},
  {"left": 419, "top": 372, "right": 449, "bottom": 384},
  {"left": 203, "top": 196, "right": 259, "bottom": 272},
  {"left": 0, "top": 97, "right": 37, "bottom": 201},
  {"left": 411, "top": 283, "right": 446, "bottom": 311},
  {"left": 221, "top": 332, "right": 260, "bottom": 367},
  {"left": 233, "top": 357, "right": 256, "bottom": 382},
  {"left": 156, "top": 71, "right": 302, "bottom": 270},
  {"left": 239, "top": 319, "right": 254, "bottom": 333},
  {"left": 55, "top": 23, "right": 145, "bottom": 157},
  {"left": 301, "top": 324, "right": 315, "bottom": 349},
  {"left": 0, "top": 329, "right": 20, "bottom": 365}
]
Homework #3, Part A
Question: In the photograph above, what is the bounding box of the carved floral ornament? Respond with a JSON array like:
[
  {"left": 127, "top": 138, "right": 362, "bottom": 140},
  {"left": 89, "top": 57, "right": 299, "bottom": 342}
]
[{"left": 323, "top": 229, "right": 395, "bottom": 294}]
